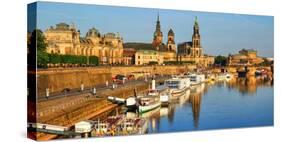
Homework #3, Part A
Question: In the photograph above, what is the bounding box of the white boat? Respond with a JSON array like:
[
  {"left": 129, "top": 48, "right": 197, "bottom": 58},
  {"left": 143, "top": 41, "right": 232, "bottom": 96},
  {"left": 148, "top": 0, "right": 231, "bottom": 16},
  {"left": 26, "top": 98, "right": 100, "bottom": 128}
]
[
  {"left": 155, "top": 85, "right": 171, "bottom": 106},
  {"left": 218, "top": 73, "right": 233, "bottom": 81},
  {"left": 138, "top": 95, "right": 161, "bottom": 113},
  {"left": 164, "top": 77, "right": 190, "bottom": 98},
  {"left": 225, "top": 73, "right": 233, "bottom": 81},
  {"left": 107, "top": 96, "right": 126, "bottom": 104},
  {"left": 188, "top": 74, "right": 205, "bottom": 85},
  {"left": 126, "top": 78, "right": 167, "bottom": 113},
  {"left": 139, "top": 107, "right": 160, "bottom": 118},
  {"left": 160, "top": 92, "right": 171, "bottom": 106},
  {"left": 126, "top": 97, "right": 138, "bottom": 110}
]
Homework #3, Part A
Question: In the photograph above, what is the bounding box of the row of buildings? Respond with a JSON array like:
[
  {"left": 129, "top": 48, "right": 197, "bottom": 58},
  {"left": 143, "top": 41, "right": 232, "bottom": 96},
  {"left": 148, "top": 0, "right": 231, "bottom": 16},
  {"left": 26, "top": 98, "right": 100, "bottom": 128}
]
[
  {"left": 44, "top": 14, "right": 266, "bottom": 67},
  {"left": 124, "top": 15, "right": 214, "bottom": 67},
  {"left": 44, "top": 23, "right": 124, "bottom": 65},
  {"left": 227, "top": 49, "right": 265, "bottom": 66}
]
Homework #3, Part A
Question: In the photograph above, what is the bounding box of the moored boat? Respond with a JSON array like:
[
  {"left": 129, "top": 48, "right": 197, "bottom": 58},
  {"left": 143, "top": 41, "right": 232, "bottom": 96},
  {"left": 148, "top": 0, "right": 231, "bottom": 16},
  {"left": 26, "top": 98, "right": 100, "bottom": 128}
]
[
  {"left": 218, "top": 73, "right": 233, "bottom": 81},
  {"left": 188, "top": 74, "right": 205, "bottom": 85},
  {"left": 164, "top": 77, "right": 190, "bottom": 99},
  {"left": 156, "top": 85, "right": 171, "bottom": 106},
  {"left": 160, "top": 92, "right": 171, "bottom": 106},
  {"left": 138, "top": 95, "right": 161, "bottom": 113},
  {"left": 126, "top": 97, "right": 138, "bottom": 110}
]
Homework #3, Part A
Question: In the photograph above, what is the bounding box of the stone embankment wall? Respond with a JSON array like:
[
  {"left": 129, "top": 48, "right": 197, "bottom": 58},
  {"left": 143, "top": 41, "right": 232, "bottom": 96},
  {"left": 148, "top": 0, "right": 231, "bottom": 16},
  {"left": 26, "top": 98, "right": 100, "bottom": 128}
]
[{"left": 36, "top": 65, "right": 196, "bottom": 95}]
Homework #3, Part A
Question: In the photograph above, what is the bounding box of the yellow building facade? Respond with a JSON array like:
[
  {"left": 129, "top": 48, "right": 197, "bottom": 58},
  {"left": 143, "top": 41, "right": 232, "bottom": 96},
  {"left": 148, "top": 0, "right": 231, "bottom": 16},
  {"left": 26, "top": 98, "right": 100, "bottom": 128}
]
[
  {"left": 135, "top": 50, "right": 164, "bottom": 65},
  {"left": 228, "top": 49, "right": 264, "bottom": 66},
  {"left": 44, "top": 23, "right": 123, "bottom": 65}
]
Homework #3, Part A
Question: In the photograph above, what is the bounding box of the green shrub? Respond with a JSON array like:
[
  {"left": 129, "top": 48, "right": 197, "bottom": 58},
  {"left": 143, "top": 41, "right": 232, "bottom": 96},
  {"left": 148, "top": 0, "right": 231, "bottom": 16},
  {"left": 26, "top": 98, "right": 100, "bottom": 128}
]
[{"left": 47, "top": 54, "right": 99, "bottom": 66}]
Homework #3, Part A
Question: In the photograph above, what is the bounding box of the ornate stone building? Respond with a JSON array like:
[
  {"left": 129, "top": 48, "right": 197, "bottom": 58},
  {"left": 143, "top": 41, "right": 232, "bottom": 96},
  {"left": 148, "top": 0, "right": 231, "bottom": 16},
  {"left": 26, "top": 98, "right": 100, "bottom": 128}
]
[
  {"left": 151, "top": 14, "right": 177, "bottom": 62},
  {"left": 44, "top": 23, "right": 123, "bottom": 65},
  {"left": 228, "top": 49, "right": 264, "bottom": 66},
  {"left": 177, "top": 17, "right": 214, "bottom": 67}
]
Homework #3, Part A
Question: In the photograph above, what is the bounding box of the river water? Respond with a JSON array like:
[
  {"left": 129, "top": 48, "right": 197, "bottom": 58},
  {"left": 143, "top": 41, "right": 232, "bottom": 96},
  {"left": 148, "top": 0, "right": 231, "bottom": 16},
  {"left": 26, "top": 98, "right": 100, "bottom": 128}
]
[
  {"left": 126, "top": 76, "right": 274, "bottom": 133},
  {"left": 86, "top": 76, "right": 273, "bottom": 137}
]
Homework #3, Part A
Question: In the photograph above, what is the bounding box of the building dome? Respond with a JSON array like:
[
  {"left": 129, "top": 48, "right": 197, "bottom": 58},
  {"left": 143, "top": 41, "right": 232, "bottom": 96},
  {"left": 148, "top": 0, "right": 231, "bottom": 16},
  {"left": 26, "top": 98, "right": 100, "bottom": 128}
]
[
  {"left": 55, "top": 23, "right": 70, "bottom": 30},
  {"left": 105, "top": 32, "right": 116, "bottom": 38},
  {"left": 168, "top": 28, "right": 174, "bottom": 36},
  {"left": 231, "top": 54, "right": 248, "bottom": 60},
  {"left": 86, "top": 28, "right": 100, "bottom": 37}
]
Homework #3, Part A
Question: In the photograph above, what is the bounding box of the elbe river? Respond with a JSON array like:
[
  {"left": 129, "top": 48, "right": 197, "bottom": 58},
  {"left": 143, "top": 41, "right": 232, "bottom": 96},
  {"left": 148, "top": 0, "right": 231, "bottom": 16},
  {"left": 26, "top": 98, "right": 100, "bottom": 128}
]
[{"left": 130, "top": 76, "right": 273, "bottom": 133}]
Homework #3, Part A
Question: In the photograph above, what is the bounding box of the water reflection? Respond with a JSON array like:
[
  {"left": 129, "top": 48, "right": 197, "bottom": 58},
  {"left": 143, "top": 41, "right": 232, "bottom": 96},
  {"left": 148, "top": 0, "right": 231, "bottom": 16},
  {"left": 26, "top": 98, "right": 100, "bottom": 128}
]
[
  {"left": 189, "top": 90, "right": 201, "bottom": 129},
  {"left": 93, "top": 76, "right": 273, "bottom": 134},
  {"left": 144, "top": 76, "right": 272, "bottom": 132},
  {"left": 226, "top": 76, "right": 273, "bottom": 95}
]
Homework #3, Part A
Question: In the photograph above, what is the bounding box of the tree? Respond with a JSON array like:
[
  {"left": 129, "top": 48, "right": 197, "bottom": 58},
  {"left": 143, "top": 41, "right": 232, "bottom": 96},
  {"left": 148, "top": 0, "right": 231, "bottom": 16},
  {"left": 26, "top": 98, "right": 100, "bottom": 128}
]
[
  {"left": 48, "top": 54, "right": 61, "bottom": 64},
  {"left": 89, "top": 56, "right": 99, "bottom": 66},
  {"left": 31, "top": 29, "right": 49, "bottom": 68},
  {"left": 215, "top": 55, "right": 227, "bottom": 66}
]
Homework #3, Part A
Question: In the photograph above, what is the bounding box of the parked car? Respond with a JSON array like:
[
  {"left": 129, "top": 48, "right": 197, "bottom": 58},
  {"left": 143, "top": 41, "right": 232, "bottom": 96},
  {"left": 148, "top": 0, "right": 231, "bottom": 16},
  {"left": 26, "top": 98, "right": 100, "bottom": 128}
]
[
  {"left": 127, "top": 74, "right": 135, "bottom": 80},
  {"left": 114, "top": 74, "right": 127, "bottom": 84}
]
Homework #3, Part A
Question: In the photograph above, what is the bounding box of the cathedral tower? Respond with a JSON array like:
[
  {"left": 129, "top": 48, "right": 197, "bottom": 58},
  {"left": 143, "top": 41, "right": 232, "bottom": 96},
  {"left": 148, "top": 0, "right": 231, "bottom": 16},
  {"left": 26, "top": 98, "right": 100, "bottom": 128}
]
[
  {"left": 167, "top": 28, "right": 176, "bottom": 52},
  {"left": 191, "top": 16, "right": 203, "bottom": 57},
  {"left": 152, "top": 13, "right": 163, "bottom": 50}
]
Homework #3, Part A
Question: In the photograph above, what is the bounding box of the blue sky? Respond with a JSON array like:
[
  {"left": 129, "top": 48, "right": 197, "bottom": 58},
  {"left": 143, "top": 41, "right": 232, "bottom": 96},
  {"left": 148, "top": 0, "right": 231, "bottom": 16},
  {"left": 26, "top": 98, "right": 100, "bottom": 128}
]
[{"left": 30, "top": 2, "right": 274, "bottom": 57}]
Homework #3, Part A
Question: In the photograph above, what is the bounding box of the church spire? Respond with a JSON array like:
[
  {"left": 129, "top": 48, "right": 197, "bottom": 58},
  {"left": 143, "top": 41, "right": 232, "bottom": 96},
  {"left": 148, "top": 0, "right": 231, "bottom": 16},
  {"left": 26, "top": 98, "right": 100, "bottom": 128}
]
[
  {"left": 194, "top": 16, "right": 199, "bottom": 27},
  {"left": 152, "top": 12, "right": 163, "bottom": 49},
  {"left": 157, "top": 12, "right": 159, "bottom": 22},
  {"left": 192, "top": 16, "right": 201, "bottom": 52},
  {"left": 156, "top": 12, "right": 161, "bottom": 32},
  {"left": 193, "top": 16, "right": 200, "bottom": 35}
]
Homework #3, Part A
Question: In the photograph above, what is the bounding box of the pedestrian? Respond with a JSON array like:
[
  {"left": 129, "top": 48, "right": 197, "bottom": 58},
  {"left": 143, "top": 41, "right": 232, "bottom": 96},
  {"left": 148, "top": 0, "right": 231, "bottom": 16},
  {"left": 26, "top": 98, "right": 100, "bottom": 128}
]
[
  {"left": 46, "top": 88, "right": 49, "bottom": 99},
  {"left": 92, "top": 87, "right": 96, "bottom": 95},
  {"left": 106, "top": 80, "right": 109, "bottom": 87},
  {"left": 81, "top": 82, "right": 84, "bottom": 92}
]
